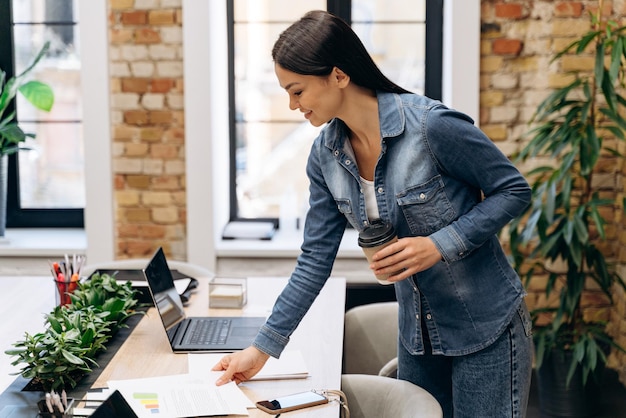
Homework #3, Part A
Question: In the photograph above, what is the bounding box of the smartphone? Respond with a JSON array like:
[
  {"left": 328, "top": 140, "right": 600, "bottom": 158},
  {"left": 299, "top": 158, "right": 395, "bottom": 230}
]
[{"left": 255, "top": 390, "right": 329, "bottom": 414}]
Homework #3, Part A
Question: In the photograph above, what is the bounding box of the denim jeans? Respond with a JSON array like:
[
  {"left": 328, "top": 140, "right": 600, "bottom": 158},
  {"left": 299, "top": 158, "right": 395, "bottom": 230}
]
[{"left": 397, "top": 301, "right": 533, "bottom": 418}]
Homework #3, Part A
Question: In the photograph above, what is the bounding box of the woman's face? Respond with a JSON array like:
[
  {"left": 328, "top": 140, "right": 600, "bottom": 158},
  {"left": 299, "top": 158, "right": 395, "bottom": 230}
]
[{"left": 274, "top": 64, "right": 345, "bottom": 127}]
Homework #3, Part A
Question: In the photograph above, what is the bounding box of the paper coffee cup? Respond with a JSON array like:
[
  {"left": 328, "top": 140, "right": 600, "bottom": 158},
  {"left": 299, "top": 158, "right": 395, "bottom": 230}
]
[{"left": 358, "top": 222, "right": 399, "bottom": 285}]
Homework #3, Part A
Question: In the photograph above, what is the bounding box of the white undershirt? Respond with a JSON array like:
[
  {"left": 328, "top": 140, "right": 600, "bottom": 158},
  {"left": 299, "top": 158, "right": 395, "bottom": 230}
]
[{"left": 359, "top": 176, "right": 380, "bottom": 221}]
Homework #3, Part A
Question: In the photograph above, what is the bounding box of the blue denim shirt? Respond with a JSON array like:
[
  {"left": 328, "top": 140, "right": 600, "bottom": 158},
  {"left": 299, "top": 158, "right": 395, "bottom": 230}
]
[{"left": 253, "top": 92, "right": 531, "bottom": 358}]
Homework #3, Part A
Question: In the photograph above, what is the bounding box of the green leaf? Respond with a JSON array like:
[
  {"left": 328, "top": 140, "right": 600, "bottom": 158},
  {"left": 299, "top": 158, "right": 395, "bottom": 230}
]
[
  {"left": 595, "top": 41, "right": 605, "bottom": 88},
  {"left": 61, "top": 349, "right": 85, "bottom": 365},
  {"left": 0, "top": 41, "right": 53, "bottom": 156},
  {"left": 610, "top": 36, "right": 623, "bottom": 82},
  {"left": 47, "top": 316, "right": 63, "bottom": 334},
  {"left": 587, "top": 338, "right": 598, "bottom": 371},
  {"left": 536, "top": 336, "right": 546, "bottom": 369},
  {"left": 545, "top": 181, "right": 556, "bottom": 222},
  {"left": 0, "top": 77, "right": 19, "bottom": 117},
  {"left": 65, "top": 328, "right": 81, "bottom": 341},
  {"left": 572, "top": 212, "right": 589, "bottom": 243},
  {"left": 0, "top": 123, "right": 26, "bottom": 144},
  {"left": 18, "top": 81, "right": 54, "bottom": 112},
  {"left": 563, "top": 218, "right": 574, "bottom": 244},
  {"left": 81, "top": 327, "right": 95, "bottom": 346}
]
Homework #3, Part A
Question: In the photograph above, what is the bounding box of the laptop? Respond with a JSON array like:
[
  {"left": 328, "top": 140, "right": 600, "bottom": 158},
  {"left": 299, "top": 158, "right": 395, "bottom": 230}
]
[{"left": 142, "top": 247, "right": 266, "bottom": 352}]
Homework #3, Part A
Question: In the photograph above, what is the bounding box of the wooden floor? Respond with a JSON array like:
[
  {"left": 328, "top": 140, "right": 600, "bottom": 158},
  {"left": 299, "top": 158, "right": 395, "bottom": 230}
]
[{"left": 0, "top": 276, "right": 55, "bottom": 393}]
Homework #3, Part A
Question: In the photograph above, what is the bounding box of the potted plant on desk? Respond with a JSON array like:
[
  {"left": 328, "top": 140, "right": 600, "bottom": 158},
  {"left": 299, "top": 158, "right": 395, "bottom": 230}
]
[
  {"left": 0, "top": 41, "right": 54, "bottom": 237},
  {"left": 5, "top": 273, "right": 141, "bottom": 399},
  {"left": 508, "top": 3, "right": 626, "bottom": 416}
]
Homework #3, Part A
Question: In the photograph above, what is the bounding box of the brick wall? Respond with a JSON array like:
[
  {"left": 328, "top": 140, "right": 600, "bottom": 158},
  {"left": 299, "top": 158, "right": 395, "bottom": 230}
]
[
  {"left": 480, "top": 0, "right": 626, "bottom": 385},
  {"left": 108, "top": 0, "right": 186, "bottom": 260},
  {"left": 102, "top": 0, "right": 626, "bottom": 382}
]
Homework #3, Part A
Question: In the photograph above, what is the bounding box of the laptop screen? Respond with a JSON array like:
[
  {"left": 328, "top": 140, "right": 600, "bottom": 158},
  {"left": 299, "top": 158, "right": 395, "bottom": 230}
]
[{"left": 143, "top": 247, "right": 186, "bottom": 330}]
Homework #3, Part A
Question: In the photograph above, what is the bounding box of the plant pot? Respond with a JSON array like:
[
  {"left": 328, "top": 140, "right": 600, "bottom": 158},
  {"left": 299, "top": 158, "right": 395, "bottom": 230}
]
[
  {"left": 536, "top": 350, "right": 604, "bottom": 417},
  {"left": 22, "top": 372, "right": 87, "bottom": 393}
]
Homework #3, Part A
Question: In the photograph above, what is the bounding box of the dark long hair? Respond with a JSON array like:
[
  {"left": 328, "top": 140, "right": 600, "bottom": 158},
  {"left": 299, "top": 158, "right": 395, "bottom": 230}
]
[{"left": 272, "top": 10, "right": 410, "bottom": 94}]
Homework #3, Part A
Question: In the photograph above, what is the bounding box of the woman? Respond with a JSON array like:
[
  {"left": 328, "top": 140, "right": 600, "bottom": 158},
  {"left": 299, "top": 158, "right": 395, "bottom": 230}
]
[{"left": 214, "top": 10, "right": 533, "bottom": 417}]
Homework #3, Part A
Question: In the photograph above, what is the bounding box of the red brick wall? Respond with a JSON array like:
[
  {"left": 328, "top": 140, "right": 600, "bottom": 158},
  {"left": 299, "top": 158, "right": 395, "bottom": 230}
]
[{"left": 108, "top": 0, "right": 186, "bottom": 260}]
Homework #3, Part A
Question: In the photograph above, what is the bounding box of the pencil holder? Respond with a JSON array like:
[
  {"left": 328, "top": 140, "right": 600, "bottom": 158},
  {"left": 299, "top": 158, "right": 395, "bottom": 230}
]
[
  {"left": 37, "top": 397, "right": 74, "bottom": 417},
  {"left": 54, "top": 278, "right": 79, "bottom": 307},
  {"left": 49, "top": 254, "right": 85, "bottom": 307}
]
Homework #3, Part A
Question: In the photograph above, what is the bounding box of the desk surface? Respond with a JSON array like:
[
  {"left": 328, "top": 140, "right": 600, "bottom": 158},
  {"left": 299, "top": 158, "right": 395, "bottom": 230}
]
[
  {"left": 0, "top": 276, "right": 346, "bottom": 418},
  {"left": 93, "top": 276, "right": 346, "bottom": 417}
]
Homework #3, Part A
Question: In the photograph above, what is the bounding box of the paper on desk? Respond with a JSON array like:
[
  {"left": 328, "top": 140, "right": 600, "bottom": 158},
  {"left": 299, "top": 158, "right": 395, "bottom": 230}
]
[
  {"left": 108, "top": 372, "right": 253, "bottom": 417},
  {"left": 114, "top": 278, "right": 191, "bottom": 297},
  {"left": 189, "top": 350, "right": 310, "bottom": 380}
]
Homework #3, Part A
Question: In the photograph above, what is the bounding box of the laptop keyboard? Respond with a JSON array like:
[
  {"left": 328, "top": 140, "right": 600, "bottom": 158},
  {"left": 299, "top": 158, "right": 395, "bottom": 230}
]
[{"left": 185, "top": 319, "right": 231, "bottom": 345}]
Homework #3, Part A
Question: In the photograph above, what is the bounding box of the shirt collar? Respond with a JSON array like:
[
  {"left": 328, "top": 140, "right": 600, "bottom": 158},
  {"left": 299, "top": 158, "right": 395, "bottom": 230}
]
[{"left": 323, "top": 91, "right": 406, "bottom": 152}]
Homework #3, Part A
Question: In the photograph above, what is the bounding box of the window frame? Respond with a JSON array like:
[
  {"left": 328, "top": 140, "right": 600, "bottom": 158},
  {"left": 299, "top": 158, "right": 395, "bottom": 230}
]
[
  {"left": 226, "top": 0, "right": 443, "bottom": 223},
  {"left": 0, "top": 0, "right": 84, "bottom": 228}
]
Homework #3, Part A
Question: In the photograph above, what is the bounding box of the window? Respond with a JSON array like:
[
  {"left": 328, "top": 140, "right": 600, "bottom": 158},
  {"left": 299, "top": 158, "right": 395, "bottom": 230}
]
[
  {"left": 0, "top": 0, "right": 84, "bottom": 228},
  {"left": 228, "top": 0, "right": 442, "bottom": 224}
]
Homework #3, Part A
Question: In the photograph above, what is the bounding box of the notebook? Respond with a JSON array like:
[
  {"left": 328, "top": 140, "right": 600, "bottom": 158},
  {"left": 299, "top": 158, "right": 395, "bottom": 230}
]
[
  {"left": 142, "top": 247, "right": 266, "bottom": 352},
  {"left": 90, "top": 390, "right": 138, "bottom": 418}
]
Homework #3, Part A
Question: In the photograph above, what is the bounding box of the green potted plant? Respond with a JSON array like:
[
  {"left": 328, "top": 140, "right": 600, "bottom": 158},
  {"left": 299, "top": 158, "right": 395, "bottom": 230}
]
[
  {"left": 0, "top": 41, "right": 54, "bottom": 237},
  {"left": 68, "top": 272, "right": 142, "bottom": 334},
  {"left": 5, "top": 273, "right": 141, "bottom": 393},
  {"left": 8, "top": 307, "right": 102, "bottom": 393},
  {"left": 508, "top": 3, "right": 626, "bottom": 416}
]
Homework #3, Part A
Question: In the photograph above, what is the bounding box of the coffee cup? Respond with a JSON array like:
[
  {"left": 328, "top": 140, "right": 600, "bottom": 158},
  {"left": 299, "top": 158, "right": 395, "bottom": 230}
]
[{"left": 358, "top": 221, "right": 399, "bottom": 285}]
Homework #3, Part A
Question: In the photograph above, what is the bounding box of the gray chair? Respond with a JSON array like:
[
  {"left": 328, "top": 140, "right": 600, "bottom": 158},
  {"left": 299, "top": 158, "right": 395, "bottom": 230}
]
[
  {"left": 343, "top": 301, "right": 399, "bottom": 377},
  {"left": 341, "top": 374, "right": 442, "bottom": 418}
]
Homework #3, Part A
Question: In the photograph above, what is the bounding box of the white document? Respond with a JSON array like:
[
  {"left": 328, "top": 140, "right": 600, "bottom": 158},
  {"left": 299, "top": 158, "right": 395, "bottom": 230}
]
[
  {"left": 108, "top": 373, "right": 253, "bottom": 417},
  {"left": 116, "top": 278, "right": 191, "bottom": 294},
  {"left": 222, "top": 221, "right": 276, "bottom": 240},
  {"left": 189, "top": 350, "right": 310, "bottom": 380}
]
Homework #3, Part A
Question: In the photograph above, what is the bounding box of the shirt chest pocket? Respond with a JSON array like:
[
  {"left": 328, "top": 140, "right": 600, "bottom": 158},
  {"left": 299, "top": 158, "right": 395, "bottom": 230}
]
[
  {"left": 335, "top": 198, "right": 360, "bottom": 229},
  {"left": 396, "top": 175, "right": 456, "bottom": 235}
]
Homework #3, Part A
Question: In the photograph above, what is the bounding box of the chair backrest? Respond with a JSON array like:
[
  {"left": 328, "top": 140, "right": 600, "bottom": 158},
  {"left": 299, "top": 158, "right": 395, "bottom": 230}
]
[
  {"left": 82, "top": 258, "right": 214, "bottom": 279},
  {"left": 341, "top": 374, "right": 443, "bottom": 418},
  {"left": 343, "top": 302, "right": 399, "bottom": 375}
]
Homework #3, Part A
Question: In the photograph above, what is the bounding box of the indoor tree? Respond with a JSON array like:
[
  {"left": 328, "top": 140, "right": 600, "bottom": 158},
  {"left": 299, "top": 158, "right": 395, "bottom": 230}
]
[{"left": 508, "top": 1, "right": 626, "bottom": 413}]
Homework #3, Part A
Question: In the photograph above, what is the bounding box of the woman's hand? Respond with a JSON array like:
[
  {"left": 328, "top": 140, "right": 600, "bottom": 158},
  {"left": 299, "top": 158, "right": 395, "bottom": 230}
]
[
  {"left": 370, "top": 236, "right": 442, "bottom": 282},
  {"left": 212, "top": 346, "right": 270, "bottom": 385}
]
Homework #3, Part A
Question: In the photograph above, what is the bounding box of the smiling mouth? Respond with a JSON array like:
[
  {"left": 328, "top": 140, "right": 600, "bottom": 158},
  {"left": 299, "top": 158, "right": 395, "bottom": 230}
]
[{"left": 303, "top": 110, "right": 312, "bottom": 119}]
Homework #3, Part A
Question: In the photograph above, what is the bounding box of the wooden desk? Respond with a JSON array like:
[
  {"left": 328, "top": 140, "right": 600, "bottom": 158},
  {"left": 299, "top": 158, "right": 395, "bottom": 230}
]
[{"left": 92, "top": 276, "right": 346, "bottom": 417}]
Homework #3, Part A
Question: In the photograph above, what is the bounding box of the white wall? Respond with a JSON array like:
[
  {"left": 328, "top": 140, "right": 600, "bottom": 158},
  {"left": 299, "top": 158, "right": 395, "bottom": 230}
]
[
  {"left": 80, "top": 0, "right": 114, "bottom": 265},
  {"left": 443, "top": 0, "right": 480, "bottom": 123}
]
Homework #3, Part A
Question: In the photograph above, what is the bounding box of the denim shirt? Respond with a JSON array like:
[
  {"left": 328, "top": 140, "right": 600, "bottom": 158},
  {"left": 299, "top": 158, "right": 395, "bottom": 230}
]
[{"left": 252, "top": 92, "right": 531, "bottom": 358}]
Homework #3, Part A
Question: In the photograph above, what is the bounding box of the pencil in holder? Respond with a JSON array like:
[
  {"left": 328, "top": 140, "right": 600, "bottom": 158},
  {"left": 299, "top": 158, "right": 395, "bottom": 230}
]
[{"left": 37, "top": 397, "right": 74, "bottom": 417}]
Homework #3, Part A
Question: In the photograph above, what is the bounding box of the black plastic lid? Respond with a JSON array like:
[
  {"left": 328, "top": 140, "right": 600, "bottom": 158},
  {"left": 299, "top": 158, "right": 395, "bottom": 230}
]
[{"left": 358, "top": 222, "right": 396, "bottom": 247}]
